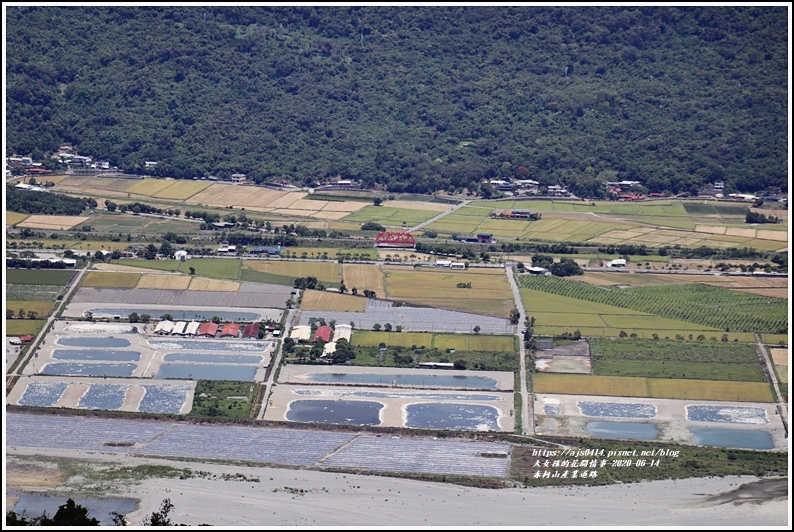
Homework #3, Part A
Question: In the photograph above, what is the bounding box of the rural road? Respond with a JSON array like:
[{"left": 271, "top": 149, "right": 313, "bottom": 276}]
[
  {"left": 505, "top": 266, "right": 533, "bottom": 435},
  {"left": 257, "top": 307, "right": 298, "bottom": 420},
  {"left": 754, "top": 333, "right": 788, "bottom": 437},
  {"left": 408, "top": 200, "right": 471, "bottom": 232}
]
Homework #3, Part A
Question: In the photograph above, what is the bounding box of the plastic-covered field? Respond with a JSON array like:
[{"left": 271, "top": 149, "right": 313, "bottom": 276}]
[
  {"left": 17, "top": 381, "right": 70, "bottom": 407},
  {"left": 320, "top": 436, "right": 511, "bottom": 477},
  {"left": 404, "top": 403, "right": 501, "bottom": 431},
  {"left": 162, "top": 353, "right": 263, "bottom": 364},
  {"left": 577, "top": 401, "right": 657, "bottom": 419},
  {"left": 57, "top": 337, "right": 132, "bottom": 348},
  {"left": 304, "top": 372, "right": 499, "bottom": 390},
  {"left": 52, "top": 349, "right": 141, "bottom": 362},
  {"left": 40, "top": 363, "right": 137, "bottom": 377},
  {"left": 285, "top": 399, "right": 383, "bottom": 426},
  {"left": 685, "top": 405, "right": 768, "bottom": 424},
  {"left": 293, "top": 389, "right": 504, "bottom": 401},
  {"left": 78, "top": 383, "right": 130, "bottom": 410},
  {"left": 156, "top": 364, "right": 257, "bottom": 381},
  {"left": 148, "top": 339, "right": 268, "bottom": 352},
  {"left": 63, "top": 323, "right": 136, "bottom": 334}
]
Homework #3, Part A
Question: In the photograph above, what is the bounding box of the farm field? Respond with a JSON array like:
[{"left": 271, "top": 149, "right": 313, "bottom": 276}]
[
  {"left": 86, "top": 213, "right": 168, "bottom": 233},
  {"left": 282, "top": 247, "right": 377, "bottom": 260},
  {"left": 238, "top": 269, "right": 295, "bottom": 287},
  {"left": 242, "top": 260, "right": 341, "bottom": 284},
  {"left": 125, "top": 178, "right": 179, "bottom": 197},
  {"left": 6, "top": 300, "right": 54, "bottom": 317},
  {"left": 533, "top": 374, "right": 775, "bottom": 402},
  {"left": 5, "top": 284, "right": 67, "bottom": 302},
  {"left": 5, "top": 320, "right": 47, "bottom": 336},
  {"left": 7, "top": 270, "right": 75, "bottom": 285},
  {"left": 113, "top": 259, "right": 182, "bottom": 272},
  {"left": 352, "top": 331, "right": 516, "bottom": 352},
  {"left": 187, "top": 278, "right": 241, "bottom": 291},
  {"left": 6, "top": 211, "right": 28, "bottom": 225},
  {"left": 177, "top": 259, "right": 240, "bottom": 280},
  {"left": 520, "top": 275, "right": 787, "bottom": 335},
  {"left": 381, "top": 200, "right": 451, "bottom": 212},
  {"left": 150, "top": 180, "right": 212, "bottom": 200},
  {"left": 136, "top": 274, "right": 192, "bottom": 290},
  {"left": 384, "top": 267, "right": 514, "bottom": 318},
  {"left": 299, "top": 291, "right": 367, "bottom": 312},
  {"left": 15, "top": 215, "right": 89, "bottom": 230},
  {"left": 342, "top": 206, "right": 439, "bottom": 226},
  {"left": 576, "top": 272, "right": 789, "bottom": 298},
  {"left": 769, "top": 348, "right": 788, "bottom": 366},
  {"left": 342, "top": 264, "right": 385, "bottom": 295},
  {"left": 81, "top": 271, "right": 141, "bottom": 288}
]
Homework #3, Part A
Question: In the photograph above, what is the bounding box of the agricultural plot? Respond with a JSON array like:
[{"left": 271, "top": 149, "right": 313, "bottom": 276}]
[
  {"left": 178, "top": 258, "right": 240, "bottom": 280},
  {"left": 285, "top": 247, "right": 377, "bottom": 260},
  {"left": 125, "top": 178, "right": 176, "bottom": 197},
  {"left": 184, "top": 184, "right": 288, "bottom": 210},
  {"left": 300, "top": 302, "right": 514, "bottom": 334},
  {"left": 342, "top": 264, "right": 385, "bottom": 294},
  {"left": 16, "top": 381, "right": 70, "bottom": 407},
  {"left": 384, "top": 268, "right": 514, "bottom": 318},
  {"left": 242, "top": 260, "right": 341, "bottom": 284},
  {"left": 16, "top": 215, "right": 89, "bottom": 230},
  {"left": 6, "top": 301, "right": 54, "bottom": 317},
  {"left": 352, "top": 331, "right": 434, "bottom": 348},
  {"left": 300, "top": 291, "right": 367, "bottom": 312},
  {"left": 7, "top": 270, "right": 76, "bottom": 286},
  {"left": 150, "top": 180, "right": 212, "bottom": 200},
  {"left": 351, "top": 331, "right": 515, "bottom": 352},
  {"left": 136, "top": 274, "right": 191, "bottom": 290},
  {"left": 342, "top": 206, "right": 439, "bottom": 226},
  {"left": 534, "top": 374, "right": 774, "bottom": 402},
  {"left": 6, "top": 284, "right": 66, "bottom": 302},
  {"left": 187, "top": 278, "right": 241, "bottom": 292},
  {"left": 5, "top": 320, "right": 47, "bottom": 336},
  {"left": 520, "top": 276, "right": 787, "bottom": 335},
  {"left": 114, "top": 259, "right": 182, "bottom": 272},
  {"left": 6, "top": 211, "right": 28, "bottom": 225},
  {"left": 82, "top": 272, "right": 141, "bottom": 288},
  {"left": 769, "top": 348, "right": 788, "bottom": 366}
]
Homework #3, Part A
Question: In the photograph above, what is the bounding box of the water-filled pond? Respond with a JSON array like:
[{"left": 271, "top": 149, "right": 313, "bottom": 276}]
[
  {"left": 292, "top": 389, "right": 503, "bottom": 401},
  {"left": 52, "top": 349, "right": 141, "bottom": 362},
  {"left": 285, "top": 399, "right": 382, "bottom": 426},
  {"left": 405, "top": 403, "right": 501, "bottom": 431},
  {"left": 155, "top": 364, "right": 257, "bottom": 381},
  {"left": 584, "top": 421, "right": 659, "bottom": 441},
  {"left": 148, "top": 339, "right": 268, "bottom": 352},
  {"left": 303, "top": 372, "right": 499, "bottom": 390},
  {"left": 90, "top": 308, "right": 260, "bottom": 321},
  {"left": 544, "top": 404, "right": 561, "bottom": 415},
  {"left": 686, "top": 405, "right": 768, "bottom": 424},
  {"left": 10, "top": 492, "right": 137, "bottom": 526},
  {"left": 690, "top": 427, "right": 774, "bottom": 449},
  {"left": 40, "top": 363, "right": 136, "bottom": 378},
  {"left": 57, "top": 337, "right": 132, "bottom": 348},
  {"left": 162, "top": 353, "right": 263, "bottom": 364},
  {"left": 578, "top": 401, "right": 656, "bottom": 419}
]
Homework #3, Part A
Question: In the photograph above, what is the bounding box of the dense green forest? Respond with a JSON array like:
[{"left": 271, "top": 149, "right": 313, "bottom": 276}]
[
  {"left": 6, "top": 186, "right": 94, "bottom": 215},
  {"left": 6, "top": 6, "right": 788, "bottom": 195}
]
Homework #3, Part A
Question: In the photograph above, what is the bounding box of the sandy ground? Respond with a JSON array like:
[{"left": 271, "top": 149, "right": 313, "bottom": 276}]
[{"left": 4, "top": 450, "right": 788, "bottom": 526}]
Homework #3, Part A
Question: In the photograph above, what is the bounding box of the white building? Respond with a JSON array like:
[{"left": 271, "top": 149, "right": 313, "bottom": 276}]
[
  {"left": 171, "top": 322, "right": 188, "bottom": 336},
  {"left": 155, "top": 320, "right": 175, "bottom": 335},
  {"left": 290, "top": 325, "right": 312, "bottom": 342},
  {"left": 185, "top": 321, "right": 200, "bottom": 336},
  {"left": 333, "top": 324, "right": 353, "bottom": 342},
  {"left": 606, "top": 259, "right": 627, "bottom": 268}
]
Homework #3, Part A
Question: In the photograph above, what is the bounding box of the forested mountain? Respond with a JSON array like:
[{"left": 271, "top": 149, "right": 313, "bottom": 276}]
[{"left": 6, "top": 6, "right": 788, "bottom": 195}]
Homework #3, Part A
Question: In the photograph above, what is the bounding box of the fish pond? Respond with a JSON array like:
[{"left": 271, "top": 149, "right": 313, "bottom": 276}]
[{"left": 285, "top": 399, "right": 382, "bottom": 426}]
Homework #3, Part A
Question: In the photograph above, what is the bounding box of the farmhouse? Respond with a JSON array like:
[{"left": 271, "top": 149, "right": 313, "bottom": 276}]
[
  {"left": 333, "top": 324, "right": 353, "bottom": 342},
  {"left": 290, "top": 325, "right": 312, "bottom": 342},
  {"left": 198, "top": 322, "right": 219, "bottom": 338},
  {"left": 220, "top": 323, "right": 241, "bottom": 338},
  {"left": 185, "top": 321, "right": 200, "bottom": 336},
  {"left": 313, "top": 325, "right": 333, "bottom": 343},
  {"left": 174, "top": 250, "right": 190, "bottom": 261},
  {"left": 19, "top": 335, "right": 34, "bottom": 343},
  {"left": 171, "top": 322, "right": 188, "bottom": 336},
  {"left": 322, "top": 341, "right": 337, "bottom": 357},
  {"left": 477, "top": 233, "right": 494, "bottom": 243},
  {"left": 242, "top": 323, "right": 260, "bottom": 339},
  {"left": 503, "top": 209, "right": 532, "bottom": 219},
  {"left": 230, "top": 173, "right": 247, "bottom": 183},
  {"left": 155, "top": 320, "right": 174, "bottom": 335}
]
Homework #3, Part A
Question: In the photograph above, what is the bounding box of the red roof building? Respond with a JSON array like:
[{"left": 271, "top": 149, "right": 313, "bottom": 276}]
[
  {"left": 220, "top": 323, "right": 240, "bottom": 338},
  {"left": 197, "top": 322, "right": 219, "bottom": 337},
  {"left": 313, "top": 325, "right": 332, "bottom": 343},
  {"left": 242, "top": 323, "right": 260, "bottom": 338},
  {"left": 19, "top": 335, "right": 34, "bottom": 342}
]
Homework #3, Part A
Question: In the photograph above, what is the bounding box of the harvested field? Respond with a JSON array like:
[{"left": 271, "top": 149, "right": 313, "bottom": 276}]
[
  {"left": 16, "top": 215, "right": 89, "bottom": 230},
  {"left": 81, "top": 272, "right": 141, "bottom": 288},
  {"left": 125, "top": 178, "right": 175, "bottom": 197},
  {"left": 242, "top": 260, "right": 341, "bottom": 284},
  {"left": 152, "top": 180, "right": 212, "bottom": 200},
  {"left": 187, "top": 278, "right": 241, "bottom": 292},
  {"left": 5, "top": 300, "right": 54, "bottom": 317},
  {"left": 271, "top": 208, "right": 317, "bottom": 217},
  {"left": 433, "top": 334, "right": 515, "bottom": 352},
  {"left": 299, "top": 291, "right": 367, "bottom": 312},
  {"left": 534, "top": 374, "right": 775, "bottom": 402},
  {"left": 319, "top": 201, "right": 367, "bottom": 213},
  {"left": 725, "top": 227, "right": 758, "bottom": 238},
  {"left": 310, "top": 210, "right": 350, "bottom": 220},
  {"left": 382, "top": 200, "right": 451, "bottom": 212},
  {"left": 289, "top": 199, "right": 330, "bottom": 211},
  {"left": 137, "top": 274, "right": 192, "bottom": 290},
  {"left": 769, "top": 348, "right": 788, "bottom": 366},
  {"left": 93, "top": 263, "right": 169, "bottom": 273},
  {"left": 6, "top": 211, "right": 28, "bottom": 225},
  {"left": 342, "top": 264, "right": 385, "bottom": 295},
  {"left": 756, "top": 230, "right": 788, "bottom": 241},
  {"left": 265, "top": 192, "right": 305, "bottom": 209},
  {"left": 185, "top": 184, "right": 288, "bottom": 209},
  {"left": 5, "top": 320, "right": 47, "bottom": 336}
]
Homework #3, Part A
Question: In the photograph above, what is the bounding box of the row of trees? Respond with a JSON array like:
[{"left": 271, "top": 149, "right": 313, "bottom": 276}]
[{"left": 7, "top": 187, "right": 94, "bottom": 216}]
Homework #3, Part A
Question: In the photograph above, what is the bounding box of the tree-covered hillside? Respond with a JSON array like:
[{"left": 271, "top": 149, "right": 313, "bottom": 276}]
[{"left": 5, "top": 6, "right": 788, "bottom": 195}]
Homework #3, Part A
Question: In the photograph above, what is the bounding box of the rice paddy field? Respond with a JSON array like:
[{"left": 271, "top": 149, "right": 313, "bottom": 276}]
[
  {"left": 384, "top": 266, "right": 514, "bottom": 318},
  {"left": 5, "top": 320, "right": 47, "bottom": 336},
  {"left": 533, "top": 374, "right": 775, "bottom": 402},
  {"left": 769, "top": 348, "right": 788, "bottom": 366},
  {"left": 136, "top": 274, "right": 192, "bottom": 290},
  {"left": 342, "top": 264, "right": 385, "bottom": 295},
  {"left": 242, "top": 260, "right": 341, "bottom": 285},
  {"left": 342, "top": 206, "right": 440, "bottom": 226},
  {"left": 15, "top": 215, "right": 90, "bottom": 231},
  {"left": 187, "top": 278, "right": 241, "bottom": 292},
  {"left": 81, "top": 272, "right": 141, "bottom": 288},
  {"left": 520, "top": 275, "right": 787, "bottom": 336},
  {"left": 7, "top": 270, "right": 76, "bottom": 286},
  {"left": 299, "top": 291, "right": 367, "bottom": 312},
  {"left": 352, "top": 331, "right": 516, "bottom": 352},
  {"left": 6, "top": 300, "right": 54, "bottom": 317},
  {"left": 6, "top": 211, "right": 28, "bottom": 225},
  {"left": 283, "top": 247, "right": 377, "bottom": 260}
]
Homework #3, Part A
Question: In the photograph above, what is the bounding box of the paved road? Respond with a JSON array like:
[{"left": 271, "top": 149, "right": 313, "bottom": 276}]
[
  {"left": 257, "top": 308, "right": 298, "bottom": 420},
  {"left": 505, "top": 266, "right": 533, "bottom": 435},
  {"left": 408, "top": 200, "right": 471, "bottom": 232},
  {"left": 754, "top": 333, "right": 788, "bottom": 437}
]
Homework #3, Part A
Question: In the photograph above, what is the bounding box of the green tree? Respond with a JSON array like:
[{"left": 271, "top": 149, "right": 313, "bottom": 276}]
[
  {"left": 129, "top": 312, "right": 140, "bottom": 323},
  {"left": 7, "top": 498, "right": 100, "bottom": 526},
  {"left": 372, "top": 323, "right": 382, "bottom": 331},
  {"left": 141, "top": 498, "right": 175, "bottom": 526}
]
